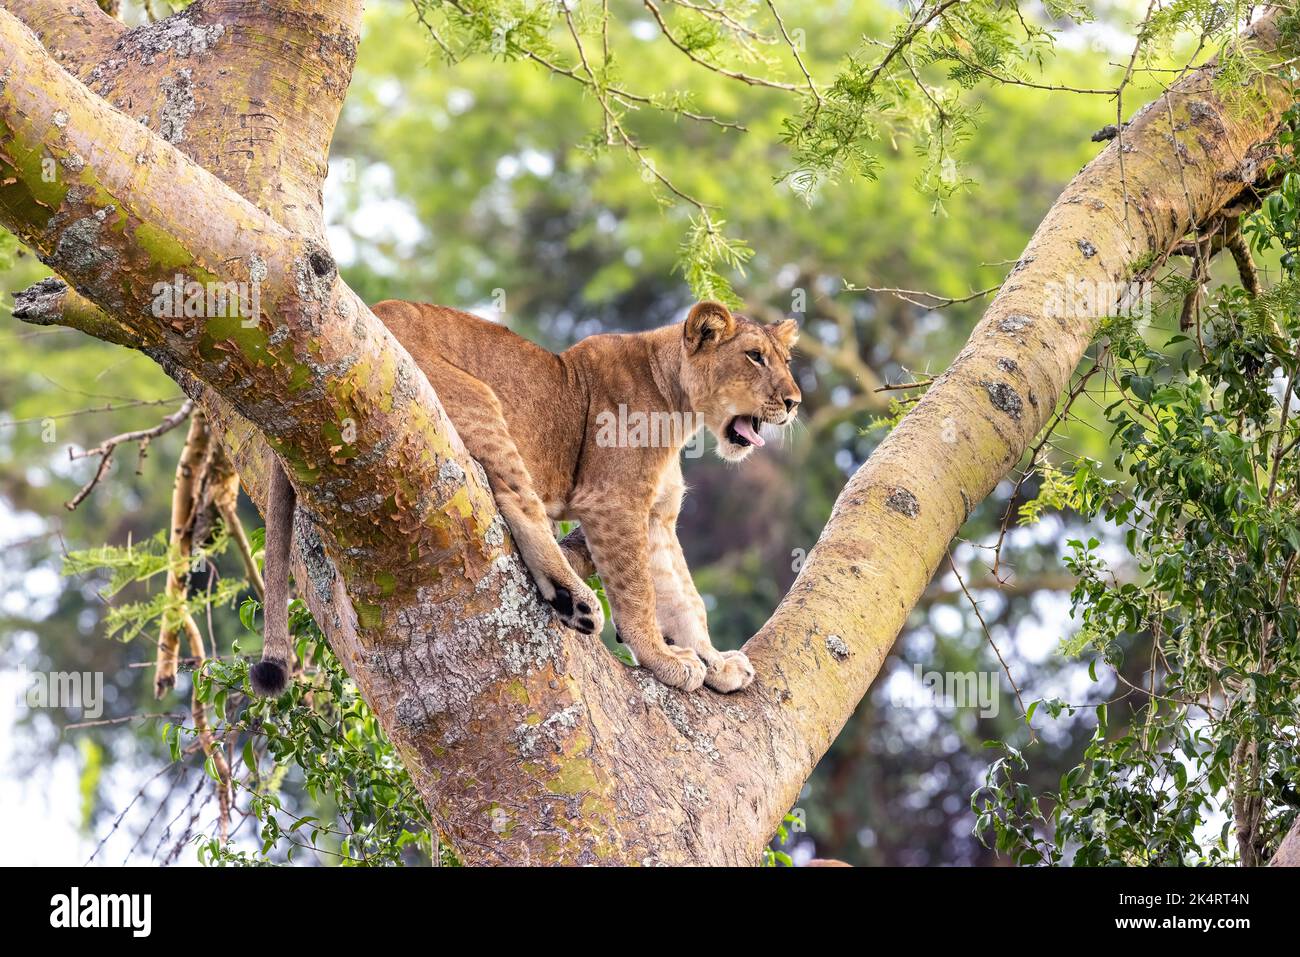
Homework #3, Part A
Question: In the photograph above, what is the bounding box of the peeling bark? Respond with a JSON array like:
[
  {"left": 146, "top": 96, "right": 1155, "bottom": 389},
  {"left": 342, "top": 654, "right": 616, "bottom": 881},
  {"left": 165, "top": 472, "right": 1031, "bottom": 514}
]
[
  {"left": 2, "top": 1, "right": 1297, "bottom": 864},
  {"left": 154, "top": 410, "right": 208, "bottom": 698}
]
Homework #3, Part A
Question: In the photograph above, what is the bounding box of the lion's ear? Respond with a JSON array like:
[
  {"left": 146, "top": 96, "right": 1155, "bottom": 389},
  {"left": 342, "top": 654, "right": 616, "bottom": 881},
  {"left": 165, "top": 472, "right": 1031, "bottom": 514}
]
[
  {"left": 770, "top": 318, "right": 799, "bottom": 349},
  {"left": 684, "top": 301, "right": 736, "bottom": 352}
]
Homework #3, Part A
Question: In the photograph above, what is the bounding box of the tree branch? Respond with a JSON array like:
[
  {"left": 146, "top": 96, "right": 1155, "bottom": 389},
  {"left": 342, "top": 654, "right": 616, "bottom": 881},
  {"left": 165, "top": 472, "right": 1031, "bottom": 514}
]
[
  {"left": 733, "top": 8, "right": 1297, "bottom": 857},
  {"left": 65, "top": 398, "right": 194, "bottom": 510},
  {"left": 1, "top": 0, "right": 124, "bottom": 68},
  {"left": 1, "top": 5, "right": 495, "bottom": 604}
]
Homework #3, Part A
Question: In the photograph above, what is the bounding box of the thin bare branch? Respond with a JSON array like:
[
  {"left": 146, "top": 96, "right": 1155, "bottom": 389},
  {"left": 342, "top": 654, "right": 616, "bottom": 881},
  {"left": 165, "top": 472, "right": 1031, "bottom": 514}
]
[{"left": 64, "top": 400, "right": 195, "bottom": 510}]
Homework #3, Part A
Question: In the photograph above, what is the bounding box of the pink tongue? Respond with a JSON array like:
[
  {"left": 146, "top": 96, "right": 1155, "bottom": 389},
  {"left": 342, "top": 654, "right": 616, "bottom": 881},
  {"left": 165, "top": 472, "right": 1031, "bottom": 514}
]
[{"left": 733, "top": 417, "right": 765, "bottom": 447}]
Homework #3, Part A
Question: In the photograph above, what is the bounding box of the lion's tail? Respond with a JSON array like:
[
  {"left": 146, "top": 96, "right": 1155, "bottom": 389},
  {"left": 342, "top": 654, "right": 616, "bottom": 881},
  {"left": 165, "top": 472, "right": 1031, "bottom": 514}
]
[{"left": 250, "top": 464, "right": 295, "bottom": 697}]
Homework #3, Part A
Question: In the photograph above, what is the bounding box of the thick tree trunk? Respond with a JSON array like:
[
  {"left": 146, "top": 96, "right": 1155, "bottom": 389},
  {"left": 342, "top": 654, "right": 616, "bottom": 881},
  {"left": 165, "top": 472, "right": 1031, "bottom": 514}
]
[{"left": 2, "top": 1, "right": 1295, "bottom": 863}]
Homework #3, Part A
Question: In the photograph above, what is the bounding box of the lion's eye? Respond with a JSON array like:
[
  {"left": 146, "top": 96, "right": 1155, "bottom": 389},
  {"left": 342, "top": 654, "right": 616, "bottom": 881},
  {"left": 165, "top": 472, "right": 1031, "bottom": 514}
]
[{"left": 746, "top": 350, "right": 765, "bottom": 366}]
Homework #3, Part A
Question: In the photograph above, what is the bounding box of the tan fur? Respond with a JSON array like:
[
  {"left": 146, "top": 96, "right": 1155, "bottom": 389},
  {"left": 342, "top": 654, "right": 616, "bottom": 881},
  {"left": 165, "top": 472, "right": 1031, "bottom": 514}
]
[{"left": 252, "top": 299, "right": 799, "bottom": 695}]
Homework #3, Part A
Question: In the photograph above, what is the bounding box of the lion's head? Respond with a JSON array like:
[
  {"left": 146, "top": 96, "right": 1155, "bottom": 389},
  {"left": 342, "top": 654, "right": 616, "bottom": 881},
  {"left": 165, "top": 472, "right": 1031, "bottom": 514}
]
[{"left": 678, "top": 301, "right": 801, "bottom": 462}]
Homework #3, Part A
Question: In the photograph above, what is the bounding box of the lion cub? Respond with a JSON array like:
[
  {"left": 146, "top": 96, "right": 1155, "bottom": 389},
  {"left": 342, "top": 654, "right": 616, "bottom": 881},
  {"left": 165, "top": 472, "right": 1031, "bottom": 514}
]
[{"left": 251, "top": 301, "right": 799, "bottom": 695}]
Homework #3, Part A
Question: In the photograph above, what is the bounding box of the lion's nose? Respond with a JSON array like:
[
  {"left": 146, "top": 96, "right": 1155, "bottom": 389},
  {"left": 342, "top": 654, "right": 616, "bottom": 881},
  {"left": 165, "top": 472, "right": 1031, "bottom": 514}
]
[{"left": 784, "top": 396, "right": 800, "bottom": 413}]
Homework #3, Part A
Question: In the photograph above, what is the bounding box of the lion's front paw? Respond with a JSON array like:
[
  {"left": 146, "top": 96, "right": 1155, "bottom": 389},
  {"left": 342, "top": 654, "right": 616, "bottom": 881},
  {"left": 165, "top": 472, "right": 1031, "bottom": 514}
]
[
  {"left": 543, "top": 576, "right": 604, "bottom": 637},
  {"left": 705, "top": 649, "right": 755, "bottom": 693},
  {"left": 649, "top": 644, "right": 707, "bottom": 692}
]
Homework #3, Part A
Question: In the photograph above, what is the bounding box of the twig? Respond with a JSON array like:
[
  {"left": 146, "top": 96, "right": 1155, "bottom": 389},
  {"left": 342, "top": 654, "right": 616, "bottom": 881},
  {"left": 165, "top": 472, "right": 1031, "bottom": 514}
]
[
  {"left": 874, "top": 376, "right": 937, "bottom": 393},
  {"left": 857, "top": 282, "right": 1001, "bottom": 310},
  {"left": 561, "top": 4, "right": 717, "bottom": 212},
  {"left": 65, "top": 712, "right": 184, "bottom": 731},
  {"left": 0, "top": 397, "right": 183, "bottom": 429},
  {"left": 421, "top": 0, "right": 747, "bottom": 131},
  {"left": 766, "top": 0, "right": 821, "bottom": 107},
  {"left": 64, "top": 400, "right": 194, "bottom": 510},
  {"left": 947, "top": 551, "right": 1033, "bottom": 735},
  {"left": 668, "top": 0, "right": 772, "bottom": 47},
  {"left": 642, "top": 0, "right": 800, "bottom": 92}
]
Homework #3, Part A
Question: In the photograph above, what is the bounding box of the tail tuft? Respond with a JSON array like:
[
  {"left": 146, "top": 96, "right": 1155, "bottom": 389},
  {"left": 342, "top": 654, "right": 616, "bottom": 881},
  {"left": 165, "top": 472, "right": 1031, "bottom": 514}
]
[{"left": 249, "top": 657, "right": 289, "bottom": 697}]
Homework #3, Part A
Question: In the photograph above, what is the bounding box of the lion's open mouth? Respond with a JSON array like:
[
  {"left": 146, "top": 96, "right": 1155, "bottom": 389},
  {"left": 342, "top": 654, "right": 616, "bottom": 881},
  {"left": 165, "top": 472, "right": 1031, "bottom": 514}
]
[{"left": 724, "top": 415, "right": 765, "bottom": 448}]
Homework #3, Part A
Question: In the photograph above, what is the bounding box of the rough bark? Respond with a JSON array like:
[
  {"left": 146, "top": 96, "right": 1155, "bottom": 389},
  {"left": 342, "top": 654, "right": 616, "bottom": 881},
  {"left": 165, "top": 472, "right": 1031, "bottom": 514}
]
[
  {"left": 1272, "top": 817, "right": 1300, "bottom": 866},
  {"left": 154, "top": 410, "right": 207, "bottom": 698},
  {"left": 2, "top": 1, "right": 1296, "bottom": 864}
]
